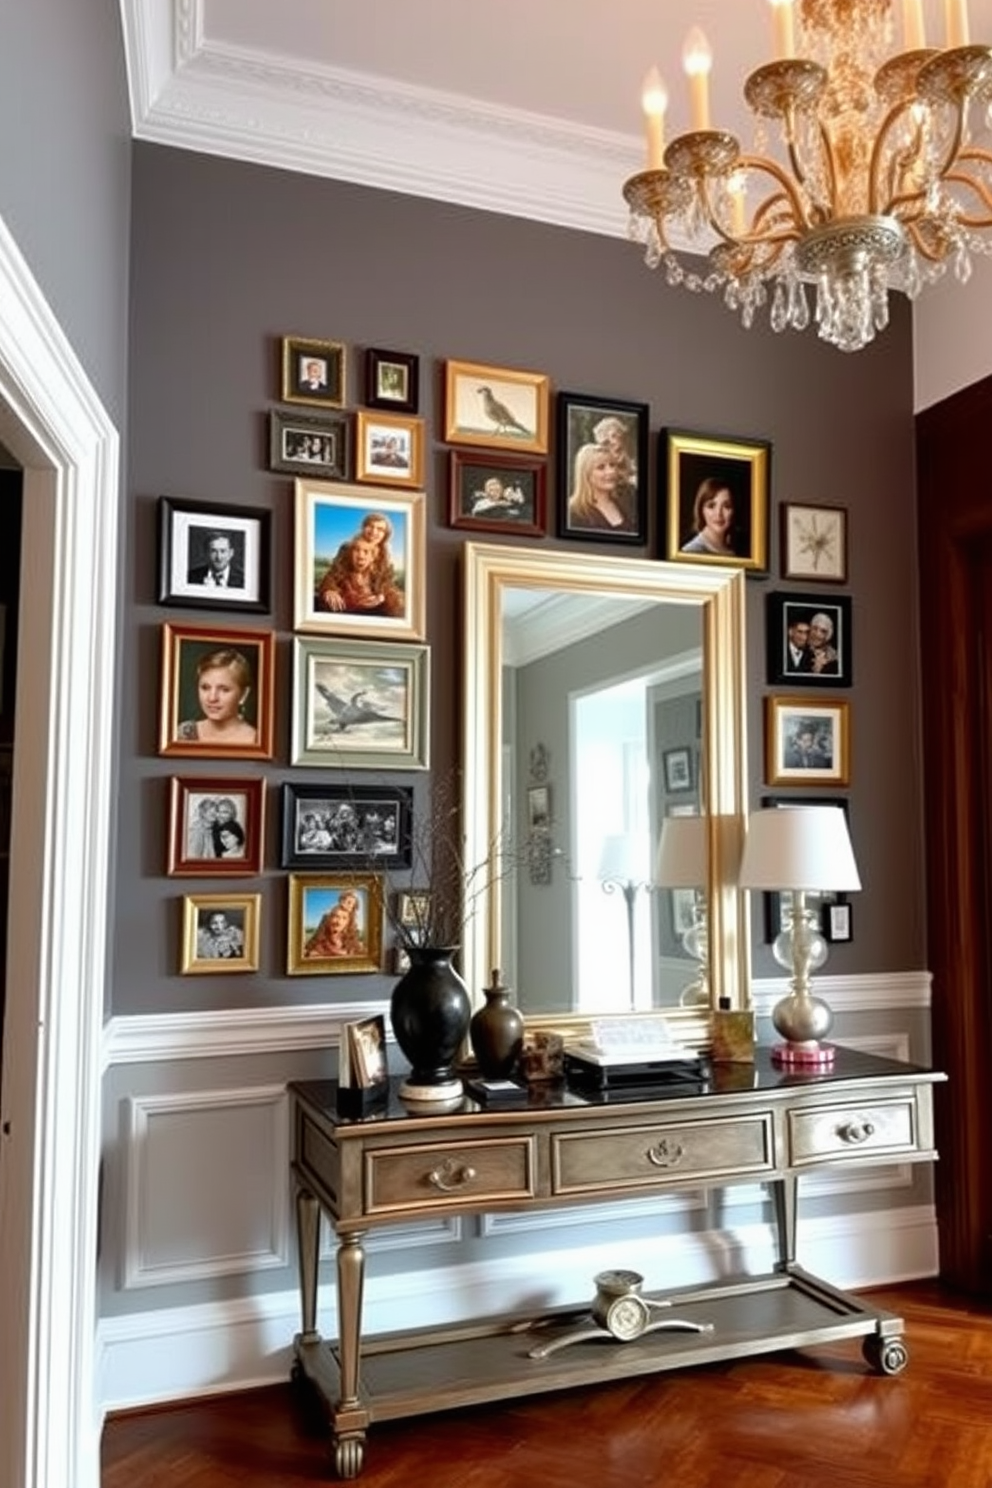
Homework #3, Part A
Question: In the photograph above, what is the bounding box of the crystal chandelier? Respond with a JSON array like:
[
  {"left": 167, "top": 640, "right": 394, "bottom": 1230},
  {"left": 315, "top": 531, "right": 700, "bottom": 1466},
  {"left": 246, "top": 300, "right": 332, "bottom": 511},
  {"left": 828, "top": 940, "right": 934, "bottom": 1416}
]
[{"left": 622, "top": 0, "right": 992, "bottom": 351}]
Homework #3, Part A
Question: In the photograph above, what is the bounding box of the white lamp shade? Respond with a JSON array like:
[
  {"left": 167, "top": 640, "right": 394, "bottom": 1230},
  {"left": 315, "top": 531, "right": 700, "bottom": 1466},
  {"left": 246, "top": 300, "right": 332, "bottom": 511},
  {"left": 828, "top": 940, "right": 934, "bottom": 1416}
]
[
  {"left": 597, "top": 832, "right": 650, "bottom": 883},
  {"left": 655, "top": 815, "right": 708, "bottom": 888},
  {"left": 738, "top": 806, "right": 861, "bottom": 892}
]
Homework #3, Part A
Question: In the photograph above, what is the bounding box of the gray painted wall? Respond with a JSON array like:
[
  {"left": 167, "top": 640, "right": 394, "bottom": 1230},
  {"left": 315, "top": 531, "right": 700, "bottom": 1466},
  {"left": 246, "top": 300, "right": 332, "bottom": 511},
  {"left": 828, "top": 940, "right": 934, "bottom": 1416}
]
[
  {"left": 120, "top": 141, "right": 923, "bottom": 1018},
  {"left": 0, "top": 0, "right": 131, "bottom": 422}
]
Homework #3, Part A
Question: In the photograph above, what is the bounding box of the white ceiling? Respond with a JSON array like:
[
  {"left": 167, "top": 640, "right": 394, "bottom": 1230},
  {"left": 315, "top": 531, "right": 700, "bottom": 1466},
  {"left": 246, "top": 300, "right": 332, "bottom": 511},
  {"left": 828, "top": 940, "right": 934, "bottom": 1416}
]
[{"left": 120, "top": 0, "right": 768, "bottom": 240}]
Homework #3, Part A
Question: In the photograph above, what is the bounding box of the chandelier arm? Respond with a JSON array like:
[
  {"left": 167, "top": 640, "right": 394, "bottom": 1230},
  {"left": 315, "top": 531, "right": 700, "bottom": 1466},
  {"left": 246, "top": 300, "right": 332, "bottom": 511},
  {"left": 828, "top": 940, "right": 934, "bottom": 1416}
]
[
  {"left": 905, "top": 219, "right": 954, "bottom": 262},
  {"left": 941, "top": 168, "right": 992, "bottom": 225},
  {"left": 869, "top": 98, "right": 925, "bottom": 215},
  {"left": 735, "top": 153, "right": 813, "bottom": 232}
]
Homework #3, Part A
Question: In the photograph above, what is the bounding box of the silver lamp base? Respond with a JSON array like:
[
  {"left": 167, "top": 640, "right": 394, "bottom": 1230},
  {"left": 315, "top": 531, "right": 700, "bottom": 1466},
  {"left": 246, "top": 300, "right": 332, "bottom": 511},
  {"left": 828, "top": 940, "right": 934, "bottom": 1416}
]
[{"left": 770, "top": 990, "right": 835, "bottom": 1069}]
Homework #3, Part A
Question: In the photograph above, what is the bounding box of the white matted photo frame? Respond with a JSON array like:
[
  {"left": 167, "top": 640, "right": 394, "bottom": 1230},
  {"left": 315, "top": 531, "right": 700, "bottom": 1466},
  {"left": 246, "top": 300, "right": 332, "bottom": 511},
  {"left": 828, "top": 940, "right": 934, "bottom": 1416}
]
[
  {"left": 292, "top": 635, "right": 430, "bottom": 770},
  {"left": 765, "top": 695, "right": 851, "bottom": 786},
  {"left": 662, "top": 428, "right": 770, "bottom": 573},
  {"left": 556, "top": 391, "right": 649, "bottom": 545},
  {"left": 268, "top": 409, "right": 352, "bottom": 481},
  {"left": 364, "top": 347, "right": 419, "bottom": 413},
  {"left": 355, "top": 409, "right": 425, "bottom": 489},
  {"left": 781, "top": 502, "right": 848, "bottom": 583},
  {"left": 181, "top": 892, "right": 260, "bottom": 974},
  {"left": 280, "top": 334, "right": 346, "bottom": 408},
  {"left": 293, "top": 479, "right": 425, "bottom": 641},
  {"left": 663, "top": 746, "right": 694, "bottom": 793},
  {"left": 158, "top": 497, "right": 270, "bottom": 612},
  {"left": 167, "top": 775, "right": 265, "bottom": 876},
  {"left": 159, "top": 622, "right": 275, "bottom": 760},
  {"left": 444, "top": 359, "right": 550, "bottom": 454},
  {"left": 287, "top": 872, "right": 385, "bottom": 975}
]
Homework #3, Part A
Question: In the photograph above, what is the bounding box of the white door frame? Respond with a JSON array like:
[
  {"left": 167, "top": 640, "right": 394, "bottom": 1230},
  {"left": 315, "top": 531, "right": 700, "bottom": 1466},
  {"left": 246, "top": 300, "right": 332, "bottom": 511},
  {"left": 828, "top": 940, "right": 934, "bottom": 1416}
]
[{"left": 0, "top": 215, "right": 119, "bottom": 1488}]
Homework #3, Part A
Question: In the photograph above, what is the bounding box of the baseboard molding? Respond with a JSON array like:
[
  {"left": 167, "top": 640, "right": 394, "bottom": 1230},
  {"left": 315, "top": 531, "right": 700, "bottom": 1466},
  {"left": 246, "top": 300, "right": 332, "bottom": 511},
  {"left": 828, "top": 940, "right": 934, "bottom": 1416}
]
[{"left": 97, "top": 1202, "right": 939, "bottom": 1416}]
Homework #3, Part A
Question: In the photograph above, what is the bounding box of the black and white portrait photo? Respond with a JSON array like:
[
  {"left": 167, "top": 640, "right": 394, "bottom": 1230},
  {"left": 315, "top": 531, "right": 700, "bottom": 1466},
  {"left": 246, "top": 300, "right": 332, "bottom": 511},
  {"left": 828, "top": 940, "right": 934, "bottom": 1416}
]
[
  {"left": 158, "top": 497, "right": 269, "bottom": 613},
  {"left": 181, "top": 893, "right": 259, "bottom": 973}
]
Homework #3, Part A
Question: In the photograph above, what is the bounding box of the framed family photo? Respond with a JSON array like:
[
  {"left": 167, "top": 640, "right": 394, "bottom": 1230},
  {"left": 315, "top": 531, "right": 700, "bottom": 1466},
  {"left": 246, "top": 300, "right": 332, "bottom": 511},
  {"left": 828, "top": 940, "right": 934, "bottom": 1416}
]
[
  {"left": 281, "top": 783, "right": 412, "bottom": 870},
  {"left": 556, "top": 392, "right": 648, "bottom": 545},
  {"left": 448, "top": 450, "right": 546, "bottom": 536},
  {"left": 364, "top": 347, "right": 419, "bottom": 413},
  {"left": 766, "top": 591, "right": 853, "bottom": 687},
  {"left": 287, "top": 872, "right": 384, "bottom": 975},
  {"left": 662, "top": 428, "right": 770, "bottom": 573},
  {"left": 268, "top": 409, "right": 352, "bottom": 481},
  {"left": 293, "top": 479, "right": 425, "bottom": 641},
  {"left": 280, "top": 334, "right": 346, "bottom": 408},
  {"left": 291, "top": 636, "right": 430, "bottom": 770},
  {"left": 158, "top": 497, "right": 270, "bottom": 613},
  {"left": 167, "top": 775, "right": 265, "bottom": 876},
  {"left": 355, "top": 409, "right": 425, "bottom": 489},
  {"left": 444, "top": 359, "right": 550, "bottom": 454},
  {"left": 781, "top": 502, "right": 848, "bottom": 583},
  {"left": 159, "top": 622, "right": 275, "bottom": 760},
  {"left": 181, "top": 892, "right": 260, "bottom": 974},
  {"left": 765, "top": 695, "right": 851, "bottom": 786}
]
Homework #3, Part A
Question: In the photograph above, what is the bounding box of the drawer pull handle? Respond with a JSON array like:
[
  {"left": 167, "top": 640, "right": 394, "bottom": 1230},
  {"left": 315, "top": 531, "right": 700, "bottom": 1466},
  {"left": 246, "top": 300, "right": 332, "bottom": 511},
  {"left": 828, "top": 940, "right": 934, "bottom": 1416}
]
[
  {"left": 646, "top": 1140, "right": 685, "bottom": 1168},
  {"left": 428, "top": 1159, "right": 477, "bottom": 1192},
  {"left": 839, "top": 1119, "right": 876, "bottom": 1145}
]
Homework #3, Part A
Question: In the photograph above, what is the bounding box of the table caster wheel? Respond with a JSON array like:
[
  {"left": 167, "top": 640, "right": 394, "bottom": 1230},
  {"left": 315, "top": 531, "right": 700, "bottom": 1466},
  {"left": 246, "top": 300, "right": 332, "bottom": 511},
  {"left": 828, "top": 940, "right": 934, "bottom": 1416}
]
[
  {"left": 862, "top": 1334, "right": 908, "bottom": 1375},
  {"left": 333, "top": 1434, "right": 365, "bottom": 1479}
]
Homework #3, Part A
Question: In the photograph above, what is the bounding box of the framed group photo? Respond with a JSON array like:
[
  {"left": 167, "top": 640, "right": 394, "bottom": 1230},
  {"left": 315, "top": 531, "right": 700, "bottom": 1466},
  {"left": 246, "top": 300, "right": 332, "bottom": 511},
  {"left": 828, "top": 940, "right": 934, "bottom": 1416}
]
[
  {"left": 158, "top": 497, "right": 270, "bottom": 613},
  {"left": 269, "top": 409, "right": 352, "bottom": 481},
  {"left": 364, "top": 347, "right": 419, "bottom": 413},
  {"left": 355, "top": 409, "right": 425, "bottom": 489},
  {"left": 781, "top": 502, "right": 848, "bottom": 583},
  {"left": 280, "top": 334, "right": 346, "bottom": 408},
  {"left": 281, "top": 783, "right": 413, "bottom": 869},
  {"left": 291, "top": 636, "right": 430, "bottom": 770},
  {"left": 293, "top": 479, "right": 425, "bottom": 641},
  {"left": 159, "top": 622, "right": 275, "bottom": 760},
  {"left": 556, "top": 392, "right": 648, "bottom": 545},
  {"left": 444, "top": 359, "right": 550, "bottom": 454},
  {"left": 765, "top": 695, "right": 851, "bottom": 786},
  {"left": 181, "top": 892, "right": 260, "bottom": 974},
  {"left": 766, "top": 592, "right": 853, "bottom": 687},
  {"left": 448, "top": 450, "right": 546, "bottom": 536},
  {"left": 167, "top": 776, "right": 265, "bottom": 876},
  {"left": 287, "top": 872, "right": 384, "bottom": 975},
  {"left": 662, "top": 428, "right": 770, "bottom": 573}
]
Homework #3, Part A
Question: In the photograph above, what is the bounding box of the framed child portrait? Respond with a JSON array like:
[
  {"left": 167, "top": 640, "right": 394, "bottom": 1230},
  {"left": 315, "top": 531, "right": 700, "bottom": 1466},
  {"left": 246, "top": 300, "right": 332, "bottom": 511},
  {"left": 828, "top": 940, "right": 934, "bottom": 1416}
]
[
  {"left": 766, "top": 591, "right": 853, "bottom": 688},
  {"left": 181, "top": 893, "right": 260, "bottom": 974},
  {"left": 158, "top": 497, "right": 270, "bottom": 613},
  {"left": 280, "top": 334, "right": 346, "bottom": 408},
  {"left": 448, "top": 451, "right": 546, "bottom": 536},
  {"left": 287, "top": 872, "right": 384, "bottom": 975},
  {"left": 662, "top": 428, "right": 770, "bottom": 573},
  {"left": 556, "top": 392, "right": 648, "bottom": 546},
  {"left": 159, "top": 622, "right": 275, "bottom": 760},
  {"left": 291, "top": 636, "right": 430, "bottom": 770},
  {"left": 294, "top": 479, "right": 425, "bottom": 641},
  {"left": 167, "top": 775, "right": 265, "bottom": 876}
]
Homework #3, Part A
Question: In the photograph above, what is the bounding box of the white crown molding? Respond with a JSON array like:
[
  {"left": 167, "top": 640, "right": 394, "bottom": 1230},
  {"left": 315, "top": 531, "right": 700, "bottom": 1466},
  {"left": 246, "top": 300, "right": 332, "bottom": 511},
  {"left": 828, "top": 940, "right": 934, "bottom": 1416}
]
[{"left": 124, "top": 0, "right": 641, "bottom": 238}]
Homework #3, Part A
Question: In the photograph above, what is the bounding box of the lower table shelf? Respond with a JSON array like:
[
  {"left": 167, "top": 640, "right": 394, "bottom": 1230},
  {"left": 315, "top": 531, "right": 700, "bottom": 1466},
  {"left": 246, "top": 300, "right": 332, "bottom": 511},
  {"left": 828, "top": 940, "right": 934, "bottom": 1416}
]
[{"left": 292, "top": 1265, "right": 907, "bottom": 1478}]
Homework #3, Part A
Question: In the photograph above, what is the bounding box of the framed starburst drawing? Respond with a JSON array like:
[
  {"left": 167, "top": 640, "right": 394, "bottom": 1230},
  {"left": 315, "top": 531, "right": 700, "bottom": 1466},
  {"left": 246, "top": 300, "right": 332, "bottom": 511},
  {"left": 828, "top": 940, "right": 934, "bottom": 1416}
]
[{"left": 781, "top": 502, "right": 847, "bottom": 583}]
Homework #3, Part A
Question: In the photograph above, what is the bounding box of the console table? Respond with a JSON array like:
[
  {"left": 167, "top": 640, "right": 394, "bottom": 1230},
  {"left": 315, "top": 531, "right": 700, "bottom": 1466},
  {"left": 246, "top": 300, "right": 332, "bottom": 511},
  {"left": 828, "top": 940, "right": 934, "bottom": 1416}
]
[{"left": 289, "top": 1048, "right": 944, "bottom": 1478}]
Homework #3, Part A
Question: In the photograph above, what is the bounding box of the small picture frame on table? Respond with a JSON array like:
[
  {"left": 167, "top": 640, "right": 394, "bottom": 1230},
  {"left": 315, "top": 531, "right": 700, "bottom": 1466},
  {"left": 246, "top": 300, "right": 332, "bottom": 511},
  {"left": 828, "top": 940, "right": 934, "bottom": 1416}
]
[
  {"left": 556, "top": 391, "right": 648, "bottom": 545},
  {"left": 167, "top": 775, "right": 265, "bottom": 876},
  {"left": 448, "top": 450, "right": 546, "bottom": 536},
  {"left": 287, "top": 872, "right": 384, "bottom": 975},
  {"left": 181, "top": 893, "right": 260, "bottom": 974},
  {"left": 338, "top": 1013, "right": 389, "bottom": 1117},
  {"left": 765, "top": 696, "right": 851, "bottom": 787},
  {"left": 158, "top": 497, "right": 270, "bottom": 613},
  {"left": 281, "top": 335, "right": 346, "bottom": 408},
  {"left": 364, "top": 348, "right": 419, "bottom": 413},
  {"left": 781, "top": 502, "right": 848, "bottom": 583},
  {"left": 268, "top": 409, "right": 352, "bottom": 481},
  {"left": 766, "top": 591, "right": 853, "bottom": 688},
  {"left": 444, "top": 359, "right": 550, "bottom": 454},
  {"left": 661, "top": 428, "right": 770, "bottom": 573}
]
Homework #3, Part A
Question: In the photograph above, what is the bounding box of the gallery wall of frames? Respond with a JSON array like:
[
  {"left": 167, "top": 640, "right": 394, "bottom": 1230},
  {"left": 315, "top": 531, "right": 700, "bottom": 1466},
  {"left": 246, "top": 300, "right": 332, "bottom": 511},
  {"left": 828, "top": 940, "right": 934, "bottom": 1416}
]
[{"left": 151, "top": 331, "right": 857, "bottom": 984}]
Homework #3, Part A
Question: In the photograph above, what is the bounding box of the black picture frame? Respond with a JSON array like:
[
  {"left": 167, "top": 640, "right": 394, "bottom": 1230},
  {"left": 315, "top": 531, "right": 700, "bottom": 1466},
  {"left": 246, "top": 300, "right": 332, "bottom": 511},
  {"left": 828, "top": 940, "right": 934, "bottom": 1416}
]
[
  {"left": 766, "top": 591, "right": 853, "bottom": 688},
  {"left": 268, "top": 409, "right": 352, "bottom": 481},
  {"left": 556, "top": 391, "right": 648, "bottom": 545},
  {"left": 661, "top": 427, "right": 770, "bottom": 573},
  {"left": 157, "top": 497, "right": 271, "bottom": 613},
  {"left": 760, "top": 795, "right": 851, "bottom": 943},
  {"left": 364, "top": 347, "right": 420, "bottom": 414},
  {"left": 280, "top": 783, "right": 413, "bottom": 869}
]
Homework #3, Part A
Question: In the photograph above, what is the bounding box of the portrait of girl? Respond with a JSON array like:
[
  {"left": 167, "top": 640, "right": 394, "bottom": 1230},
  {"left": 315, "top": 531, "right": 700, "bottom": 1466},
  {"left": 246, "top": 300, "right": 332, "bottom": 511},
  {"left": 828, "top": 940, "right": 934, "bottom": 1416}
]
[
  {"left": 160, "top": 623, "right": 275, "bottom": 759},
  {"left": 664, "top": 430, "right": 770, "bottom": 574}
]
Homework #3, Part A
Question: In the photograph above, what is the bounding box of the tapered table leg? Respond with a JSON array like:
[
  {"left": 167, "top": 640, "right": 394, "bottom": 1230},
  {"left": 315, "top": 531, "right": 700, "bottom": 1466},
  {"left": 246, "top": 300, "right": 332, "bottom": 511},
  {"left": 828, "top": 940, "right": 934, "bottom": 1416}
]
[
  {"left": 336, "top": 1230, "right": 366, "bottom": 1408},
  {"left": 771, "top": 1175, "right": 798, "bottom": 1270},
  {"left": 296, "top": 1187, "right": 321, "bottom": 1342}
]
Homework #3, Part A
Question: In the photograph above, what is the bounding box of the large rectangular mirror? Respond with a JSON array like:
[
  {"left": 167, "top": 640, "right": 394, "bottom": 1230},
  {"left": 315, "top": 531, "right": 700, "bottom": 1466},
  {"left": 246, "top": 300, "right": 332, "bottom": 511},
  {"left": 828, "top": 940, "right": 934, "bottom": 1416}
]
[{"left": 462, "top": 542, "right": 751, "bottom": 1038}]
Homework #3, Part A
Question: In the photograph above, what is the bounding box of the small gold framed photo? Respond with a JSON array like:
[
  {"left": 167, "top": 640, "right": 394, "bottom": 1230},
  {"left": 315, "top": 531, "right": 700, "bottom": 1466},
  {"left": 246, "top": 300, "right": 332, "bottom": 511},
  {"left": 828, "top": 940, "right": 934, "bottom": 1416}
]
[
  {"left": 288, "top": 872, "right": 385, "bottom": 975},
  {"left": 765, "top": 695, "right": 851, "bottom": 787},
  {"left": 444, "top": 359, "right": 550, "bottom": 454},
  {"left": 181, "top": 892, "right": 260, "bottom": 974},
  {"left": 662, "top": 427, "right": 770, "bottom": 573},
  {"left": 281, "top": 335, "right": 346, "bottom": 408},
  {"left": 355, "top": 410, "right": 425, "bottom": 489}
]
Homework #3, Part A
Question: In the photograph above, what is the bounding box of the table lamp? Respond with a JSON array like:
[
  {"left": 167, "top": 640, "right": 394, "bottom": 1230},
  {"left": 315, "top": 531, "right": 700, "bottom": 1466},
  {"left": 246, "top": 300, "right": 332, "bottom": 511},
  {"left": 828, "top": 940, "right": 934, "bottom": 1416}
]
[
  {"left": 654, "top": 815, "right": 709, "bottom": 1008},
  {"left": 737, "top": 806, "right": 861, "bottom": 1069},
  {"left": 598, "top": 832, "right": 651, "bottom": 1013}
]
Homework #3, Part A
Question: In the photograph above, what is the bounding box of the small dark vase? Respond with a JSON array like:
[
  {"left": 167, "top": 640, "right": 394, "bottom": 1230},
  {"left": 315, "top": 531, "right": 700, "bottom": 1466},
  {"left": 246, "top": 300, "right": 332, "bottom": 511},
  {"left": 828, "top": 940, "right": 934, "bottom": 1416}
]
[
  {"left": 390, "top": 946, "right": 471, "bottom": 1098},
  {"left": 470, "top": 969, "right": 524, "bottom": 1078}
]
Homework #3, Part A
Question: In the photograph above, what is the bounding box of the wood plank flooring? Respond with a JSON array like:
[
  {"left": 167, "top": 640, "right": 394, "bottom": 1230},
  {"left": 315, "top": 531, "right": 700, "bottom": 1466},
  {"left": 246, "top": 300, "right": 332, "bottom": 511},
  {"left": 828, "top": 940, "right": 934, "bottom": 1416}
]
[{"left": 101, "top": 1281, "right": 992, "bottom": 1488}]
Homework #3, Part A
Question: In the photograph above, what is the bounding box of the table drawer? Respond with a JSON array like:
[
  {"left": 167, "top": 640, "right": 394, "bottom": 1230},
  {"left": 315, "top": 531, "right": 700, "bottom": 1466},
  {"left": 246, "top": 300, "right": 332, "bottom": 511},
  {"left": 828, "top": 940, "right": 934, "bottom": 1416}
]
[
  {"left": 788, "top": 1098, "right": 917, "bottom": 1167},
  {"left": 552, "top": 1114, "right": 774, "bottom": 1197},
  {"left": 364, "top": 1136, "right": 536, "bottom": 1217}
]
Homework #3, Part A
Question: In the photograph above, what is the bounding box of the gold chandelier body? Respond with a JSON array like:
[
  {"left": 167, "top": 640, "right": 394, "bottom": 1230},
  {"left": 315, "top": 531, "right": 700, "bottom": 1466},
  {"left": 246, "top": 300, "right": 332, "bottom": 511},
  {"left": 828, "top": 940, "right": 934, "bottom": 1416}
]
[{"left": 623, "top": 0, "right": 992, "bottom": 350}]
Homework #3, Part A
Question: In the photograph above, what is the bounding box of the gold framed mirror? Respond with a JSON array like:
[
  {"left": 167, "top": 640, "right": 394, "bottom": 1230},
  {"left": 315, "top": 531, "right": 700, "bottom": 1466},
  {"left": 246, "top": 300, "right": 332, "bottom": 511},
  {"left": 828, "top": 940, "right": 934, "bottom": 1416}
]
[{"left": 462, "top": 541, "right": 750, "bottom": 1043}]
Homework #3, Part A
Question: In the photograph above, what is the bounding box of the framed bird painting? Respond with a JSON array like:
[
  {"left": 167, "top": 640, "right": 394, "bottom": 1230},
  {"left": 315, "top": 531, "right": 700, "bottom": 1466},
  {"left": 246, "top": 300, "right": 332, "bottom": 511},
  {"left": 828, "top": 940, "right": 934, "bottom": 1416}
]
[
  {"left": 443, "top": 359, "right": 550, "bottom": 454},
  {"left": 291, "top": 636, "right": 431, "bottom": 770}
]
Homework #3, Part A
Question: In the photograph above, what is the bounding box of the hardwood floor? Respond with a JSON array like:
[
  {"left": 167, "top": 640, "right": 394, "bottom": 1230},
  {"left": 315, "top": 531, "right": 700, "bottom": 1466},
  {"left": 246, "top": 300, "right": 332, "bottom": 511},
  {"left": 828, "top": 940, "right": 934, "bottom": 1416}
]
[{"left": 101, "top": 1281, "right": 992, "bottom": 1488}]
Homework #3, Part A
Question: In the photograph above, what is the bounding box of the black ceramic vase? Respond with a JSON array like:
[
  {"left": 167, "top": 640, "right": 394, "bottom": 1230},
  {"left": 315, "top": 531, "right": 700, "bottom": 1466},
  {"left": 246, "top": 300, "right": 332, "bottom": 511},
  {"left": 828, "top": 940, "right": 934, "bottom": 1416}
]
[
  {"left": 470, "top": 969, "right": 524, "bottom": 1078},
  {"left": 389, "top": 946, "right": 471, "bottom": 1100}
]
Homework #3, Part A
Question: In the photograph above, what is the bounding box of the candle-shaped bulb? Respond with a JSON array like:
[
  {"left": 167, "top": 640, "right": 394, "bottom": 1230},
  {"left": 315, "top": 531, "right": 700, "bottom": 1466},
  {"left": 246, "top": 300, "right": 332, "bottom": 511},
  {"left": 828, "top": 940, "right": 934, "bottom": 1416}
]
[
  {"left": 903, "top": 0, "right": 926, "bottom": 49},
  {"left": 682, "top": 27, "right": 713, "bottom": 132},
  {"left": 642, "top": 66, "right": 668, "bottom": 170},
  {"left": 769, "top": 0, "right": 796, "bottom": 58},
  {"left": 944, "top": 0, "right": 969, "bottom": 47}
]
